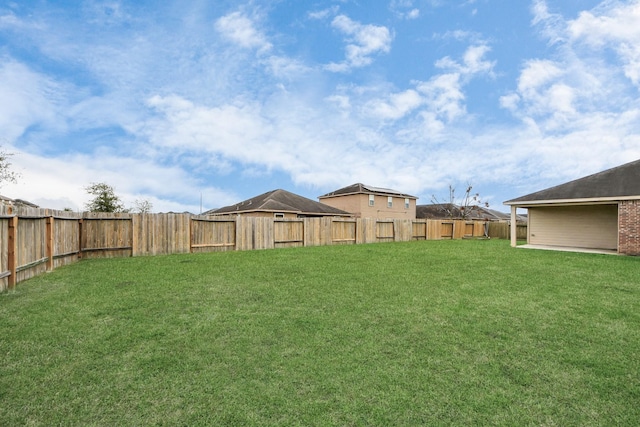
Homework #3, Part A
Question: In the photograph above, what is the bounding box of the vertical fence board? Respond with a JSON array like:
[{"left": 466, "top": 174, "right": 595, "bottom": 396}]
[{"left": 1, "top": 205, "right": 12, "bottom": 291}]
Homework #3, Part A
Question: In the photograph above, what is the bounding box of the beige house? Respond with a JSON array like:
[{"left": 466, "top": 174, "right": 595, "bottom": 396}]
[
  {"left": 318, "top": 183, "right": 418, "bottom": 220},
  {"left": 204, "top": 189, "right": 352, "bottom": 219},
  {"left": 504, "top": 159, "right": 640, "bottom": 255}
]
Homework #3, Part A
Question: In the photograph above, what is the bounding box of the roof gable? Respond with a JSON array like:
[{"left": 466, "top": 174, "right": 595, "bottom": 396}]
[
  {"left": 319, "top": 183, "right": 417, "bottom": 199},
  {"left": 506, "top": 159, "right": 640, "bottom": 204},
  {"left": 205, "top": 189, "right": 351, "bottom": 216}
]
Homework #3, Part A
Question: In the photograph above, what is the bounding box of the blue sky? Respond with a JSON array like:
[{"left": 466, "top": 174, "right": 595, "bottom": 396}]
[{"left": 1, "top": 0, "right": 639, "bottom": 213}]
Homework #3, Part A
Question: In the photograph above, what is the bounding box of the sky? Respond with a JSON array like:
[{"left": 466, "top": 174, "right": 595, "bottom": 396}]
[{"left": 1, "top": 0, "right": 640, "bottom": 213}]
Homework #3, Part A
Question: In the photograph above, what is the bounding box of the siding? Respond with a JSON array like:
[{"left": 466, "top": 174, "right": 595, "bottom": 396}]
[
  {"left": 529, "top": 205, "right": 618, "bottom": 250},
  {"left": 320, "top": 194, "right": 417, "bottom": 220}
]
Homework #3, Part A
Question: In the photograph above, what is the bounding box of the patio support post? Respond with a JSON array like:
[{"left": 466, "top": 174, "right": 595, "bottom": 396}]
[{"left": 510, "top": 205, "right": 517, "bottom": 247}]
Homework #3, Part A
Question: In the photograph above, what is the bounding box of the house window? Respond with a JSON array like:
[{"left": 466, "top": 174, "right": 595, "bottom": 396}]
[
  {"left": 369, "top": 194, "right": 375, "bottom": 206},
  {"left": 274, "top": 213, "right": 285, "bottom": 219},
  {"left": 387, "top": 197, "right": 393, "bottom": 208},
  {"left": 405, "top": 198, "right": 410, "bottom": 209}
]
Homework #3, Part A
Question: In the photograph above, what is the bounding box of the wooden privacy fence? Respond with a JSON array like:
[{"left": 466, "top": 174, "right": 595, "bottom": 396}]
[{"left": 0, "top": 204, "right": 525, "bottom": 291}]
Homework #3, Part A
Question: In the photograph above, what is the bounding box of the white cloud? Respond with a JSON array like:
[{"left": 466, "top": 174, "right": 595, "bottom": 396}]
[
  {"left": 0, "top": 59, "right": 64, "bottom": 141},
  {"left": 568, "top": 2, "right": 640, "bottom": 86},
  {"left": 530, "top": 0, "right": 566, "bottom": 44},
  {"left": 416, "top": 73, "right": 465, "bottom": 122},
  {"left": 495, "top": 0, "right": 640, "bottom": 195},
  {"left": 2, "top": 148, "right": 236, "bottom": 213},
  {"left": 435, "top": 43, "right": 494, "bottom": 76},
  {"left": 263, "top": 55, "right": 311, "bottom": 79},
  {"left": 308, "top": 6, "right": 340, "bottom": 20},
  {"left": 325, "top": 15, "right": 393, "bottom": 72},
  {"left": 366, "top": 89, "right": 423, "bottom": 120},
  {"left": 215, "top": 11, "right": 272, "bottom": 53}
]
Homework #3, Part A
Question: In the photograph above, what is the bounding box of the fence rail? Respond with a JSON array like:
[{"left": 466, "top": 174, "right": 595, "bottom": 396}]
[{"left": 0, "top": 204, "right": 526, "bottom": 291}]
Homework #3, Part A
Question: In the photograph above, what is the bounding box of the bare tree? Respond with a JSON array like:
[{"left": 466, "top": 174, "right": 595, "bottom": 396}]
[
  {"left": 431, "top": 183, "right": 488, "bottom": 219},
  {"left": 133, "top": 198, "right": 153, "bottom": 214},
  {"left": 0, "top": 146, "right": 20, "bottom": 188}
]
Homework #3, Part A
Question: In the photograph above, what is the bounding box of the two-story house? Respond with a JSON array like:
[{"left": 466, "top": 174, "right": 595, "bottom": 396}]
[{"left": 318, "top": 183, "right": 418, "bottom": 220}]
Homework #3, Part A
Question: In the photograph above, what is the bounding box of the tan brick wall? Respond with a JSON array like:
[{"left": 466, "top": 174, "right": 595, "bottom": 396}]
[{"left": 619, "top": 200, "right": 640, "bottom": 256}]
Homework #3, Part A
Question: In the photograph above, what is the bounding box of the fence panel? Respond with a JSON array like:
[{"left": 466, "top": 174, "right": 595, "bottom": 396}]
[
  {"left": 487, "top": 222, "right": 527, "bottom": 240},
  {"left": 376, "top": 221, "right": 395, "bottom": 242},
  {"left": 332, "top": 219, "right": 356, "bottom": 245},
  {"left": 474, "top": 222, "right": 487, "bottom": 237},
  {"left": 275, "top": 219, "right": 304, "bottom": 248},
  {"left": 440, "top": 221, "right": 453, "bottom": 239},
  {"left": 53, "top": 216, "right": 81, "bottom": 268},
  {"left": 412, "top": 221, "right": 427, "bottom": 240},
  {"left": 303, "top": 218, "right": 321, "bottom": 247},
  {"left": 81, "top": 213, "right": 133, "bottom": 259},
  {"left": 354, "top": 218, "right": 375, "bottom": 244},
  {"left": 236, "top": 217, "right": 273, "bottom": 251},
  {"left": 16, "top": 215, "right": 47, "bottom": 283},
  {"left": 394, "top": 219, "right": 414, "bottom": 242},
  {"left": 191, "top": 217, "right": 236, "bottom": 253},
  {"left": 133, "top": 213, "right": 191, "bottom": 256}
]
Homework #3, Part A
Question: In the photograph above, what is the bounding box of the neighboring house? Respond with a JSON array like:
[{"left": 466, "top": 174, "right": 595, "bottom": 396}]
[
  {"left": 0, "top": 195, "right": 39, "bottom": 208},
  {"left": 416, "top": 203, "right": 517, "bottom": 221},
  {"left": 504, "top": 158, "right": 640, "bottom": 255},
  {"left": 204, "top": 189, "right": 352, "bottom": 219},
  {"left": 318, "top": 183, "right": 418, "bottom": 220}
]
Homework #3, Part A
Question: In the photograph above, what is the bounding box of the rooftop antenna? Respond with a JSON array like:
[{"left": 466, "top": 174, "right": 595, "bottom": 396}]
[{"left": 200, "top": 192, "right": 202, "bottom": 214}]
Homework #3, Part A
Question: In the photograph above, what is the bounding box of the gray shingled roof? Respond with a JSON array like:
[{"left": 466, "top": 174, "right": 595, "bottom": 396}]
[
  {"left": 0, "top": 195, "right": 39, "bottom": 208},
  {"left": 505, "top": 159, "right": 640, "bottom": 205},
  {"left": 319, "top": 183, "right": 418, "bottom": 199},
  {"left": 416, "top": 204, "right": 512, "bottom": 220},
  {"left": 204, "top": 189, "right": 352, "bottom": 216}
]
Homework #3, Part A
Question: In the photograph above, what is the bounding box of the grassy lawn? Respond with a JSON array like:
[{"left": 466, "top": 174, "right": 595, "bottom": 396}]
[{"left": 1, "top": 240, "right": 639, "bottom": 426}]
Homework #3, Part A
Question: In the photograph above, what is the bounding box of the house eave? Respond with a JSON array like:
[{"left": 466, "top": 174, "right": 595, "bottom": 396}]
[
  {"left": 210, "top": 208, "right": 300, "bottom": 216},
  {"left": 319, "top": 192, "right": 418, "bottom": 200},
  {"left": 504, "top": 195, "right": 640, "bottom": 207}
]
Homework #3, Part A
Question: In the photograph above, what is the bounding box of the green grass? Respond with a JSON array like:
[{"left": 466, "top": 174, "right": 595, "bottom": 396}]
[{"left": 1, "top": 240, "right": 639, "bottom": 426}]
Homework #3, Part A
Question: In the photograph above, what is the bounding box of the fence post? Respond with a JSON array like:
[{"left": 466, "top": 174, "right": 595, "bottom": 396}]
[
  {"left": 46, "top": 216, "right": 54, "bottom": 271},
  {"left": 78, "top": 218, "right": 84, "bottom": 259},
  {"left": 510, "top": 206, "right": 518, "bottom": 247},
  {"left": 7, "top": 215, "right": 18, "bottom": 289}
]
